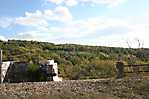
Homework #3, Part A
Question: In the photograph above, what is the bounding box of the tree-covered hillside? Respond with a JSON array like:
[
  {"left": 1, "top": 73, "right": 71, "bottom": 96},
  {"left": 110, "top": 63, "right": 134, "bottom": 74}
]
[{"left": 0, "top": 40, "right": 149, "bottom": 80}]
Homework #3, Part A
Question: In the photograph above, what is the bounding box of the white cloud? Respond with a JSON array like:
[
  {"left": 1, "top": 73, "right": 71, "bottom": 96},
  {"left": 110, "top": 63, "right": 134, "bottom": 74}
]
[
  {"left": 87, "top": 0, "right": 126, "bottom": 7},
  {"left": 46, "top": 17, "right": 131, "bottom": 38},
  {"left": 15, "top": 31, "right": 50, "bottom": 41},
  {"left": 4, "top": 5, "right": 149, "bottom": 48},
  {"left": 47, "top": 0, "right": 126, "bottom": 7},
  {"left": 15, "top": 10, "right": 48, "bottom": 27},
  {"left": 65, "top": 0, "right": 78, "bottom": 6},
  {"left": 0, "top": 17, "right": 14, "bottom": 28},
  {"left": 48, "top": 0, "right": 64, "bottom": 4},
  {"left": 54, "top": 6, "right": 73, "bottom": 21},
  {"left": 0, "top": 35, "right": 7, "bottom": 41},
  {"left": 17, "top": 31, "right": 40, "bottom": 40},
  {"left": 13, "top": 14, "right": 149, "bottom": 47},
  {"left": 14, "top": 16, "right": 149, "bottom": 47},
  {"left": 15, "top": 6, "right": 72, "bottom": 28}
]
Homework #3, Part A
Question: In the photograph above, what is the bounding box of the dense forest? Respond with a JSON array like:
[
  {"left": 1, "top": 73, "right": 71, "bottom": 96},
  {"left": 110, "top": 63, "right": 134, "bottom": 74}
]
[{"left": 0, "top": 40, "right": 149, "bottom": 80}]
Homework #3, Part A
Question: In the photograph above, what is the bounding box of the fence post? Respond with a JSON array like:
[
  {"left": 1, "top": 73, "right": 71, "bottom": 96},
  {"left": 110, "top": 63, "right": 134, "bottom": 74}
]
[
  {"left": 0, "top": 49, "right": 2, "bottom": 83},
  {"left": 116, "top": 61, "right": 124, "bottom": 79}
]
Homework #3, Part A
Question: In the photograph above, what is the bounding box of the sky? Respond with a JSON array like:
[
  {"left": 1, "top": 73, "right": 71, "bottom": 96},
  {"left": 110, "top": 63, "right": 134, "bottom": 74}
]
[{"left": 0, "top": 0, "right": 149, "bottom": 48}]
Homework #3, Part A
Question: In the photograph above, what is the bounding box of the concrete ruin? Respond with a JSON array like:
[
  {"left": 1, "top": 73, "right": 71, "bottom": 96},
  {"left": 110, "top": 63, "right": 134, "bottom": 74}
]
[
  {"left": 0, "top": 60, "right": 62, "bottom": 83},
  {"left": 1, "top": 62, "right": 12, "bottom": 82},
  {"left": 41, "top": 60, "right": 62, "bottom": 81},
  {"left": 0, "top": 48, "right": 62, "bottom": 83}
]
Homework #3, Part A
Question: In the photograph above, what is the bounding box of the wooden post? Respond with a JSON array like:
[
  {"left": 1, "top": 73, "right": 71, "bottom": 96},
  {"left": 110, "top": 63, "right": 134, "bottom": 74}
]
[
  {"left": 0, "top": 49, "right": 2, "bottom": 83},
  {"left": 116, "top": 61, "right": 124, "bottom": 79}
]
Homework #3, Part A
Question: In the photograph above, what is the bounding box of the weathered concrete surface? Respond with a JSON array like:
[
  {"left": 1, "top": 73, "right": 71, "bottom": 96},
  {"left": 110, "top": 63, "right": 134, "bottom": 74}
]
[{"left": 0, "top": 78, "right": 149, "bottom": 99}]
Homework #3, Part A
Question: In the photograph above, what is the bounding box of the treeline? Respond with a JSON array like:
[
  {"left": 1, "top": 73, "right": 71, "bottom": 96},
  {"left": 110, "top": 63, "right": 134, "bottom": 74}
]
[{"left": 0, "top": 40, "right": 149, "bottom": 79}]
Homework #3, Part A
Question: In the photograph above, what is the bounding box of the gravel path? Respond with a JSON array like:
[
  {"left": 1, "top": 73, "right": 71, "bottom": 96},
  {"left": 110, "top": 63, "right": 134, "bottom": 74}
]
[{"left": 0, "top": 78, "right": 149, "bottom": 99}]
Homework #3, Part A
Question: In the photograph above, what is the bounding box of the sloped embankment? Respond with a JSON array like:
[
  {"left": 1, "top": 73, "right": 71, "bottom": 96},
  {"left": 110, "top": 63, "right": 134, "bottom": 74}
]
[{"left": 0, "top": 78, "right": 149, "bottom": 99}]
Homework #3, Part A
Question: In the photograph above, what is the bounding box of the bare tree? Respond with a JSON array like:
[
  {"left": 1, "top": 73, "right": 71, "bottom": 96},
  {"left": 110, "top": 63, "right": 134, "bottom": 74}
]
[{"left": 126, "top": 39, "right": 144, "bottom": 74}]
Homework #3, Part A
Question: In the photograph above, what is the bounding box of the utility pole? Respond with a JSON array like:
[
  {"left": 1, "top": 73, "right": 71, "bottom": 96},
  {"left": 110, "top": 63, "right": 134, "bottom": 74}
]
[{"left": 0, "top": 49, "right": 2, "bottom": 83}]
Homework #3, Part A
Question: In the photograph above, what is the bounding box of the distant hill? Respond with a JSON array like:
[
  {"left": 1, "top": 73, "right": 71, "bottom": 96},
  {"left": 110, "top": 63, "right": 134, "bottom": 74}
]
[{"left": 0, "top": 40, "right": 149, "bottom": 79}]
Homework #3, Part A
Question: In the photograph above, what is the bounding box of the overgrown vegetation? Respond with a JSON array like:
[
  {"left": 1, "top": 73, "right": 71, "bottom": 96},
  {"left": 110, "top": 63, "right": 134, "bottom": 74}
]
[{"left": 0, "top": 40, "right": 149, "bottom": 80}]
